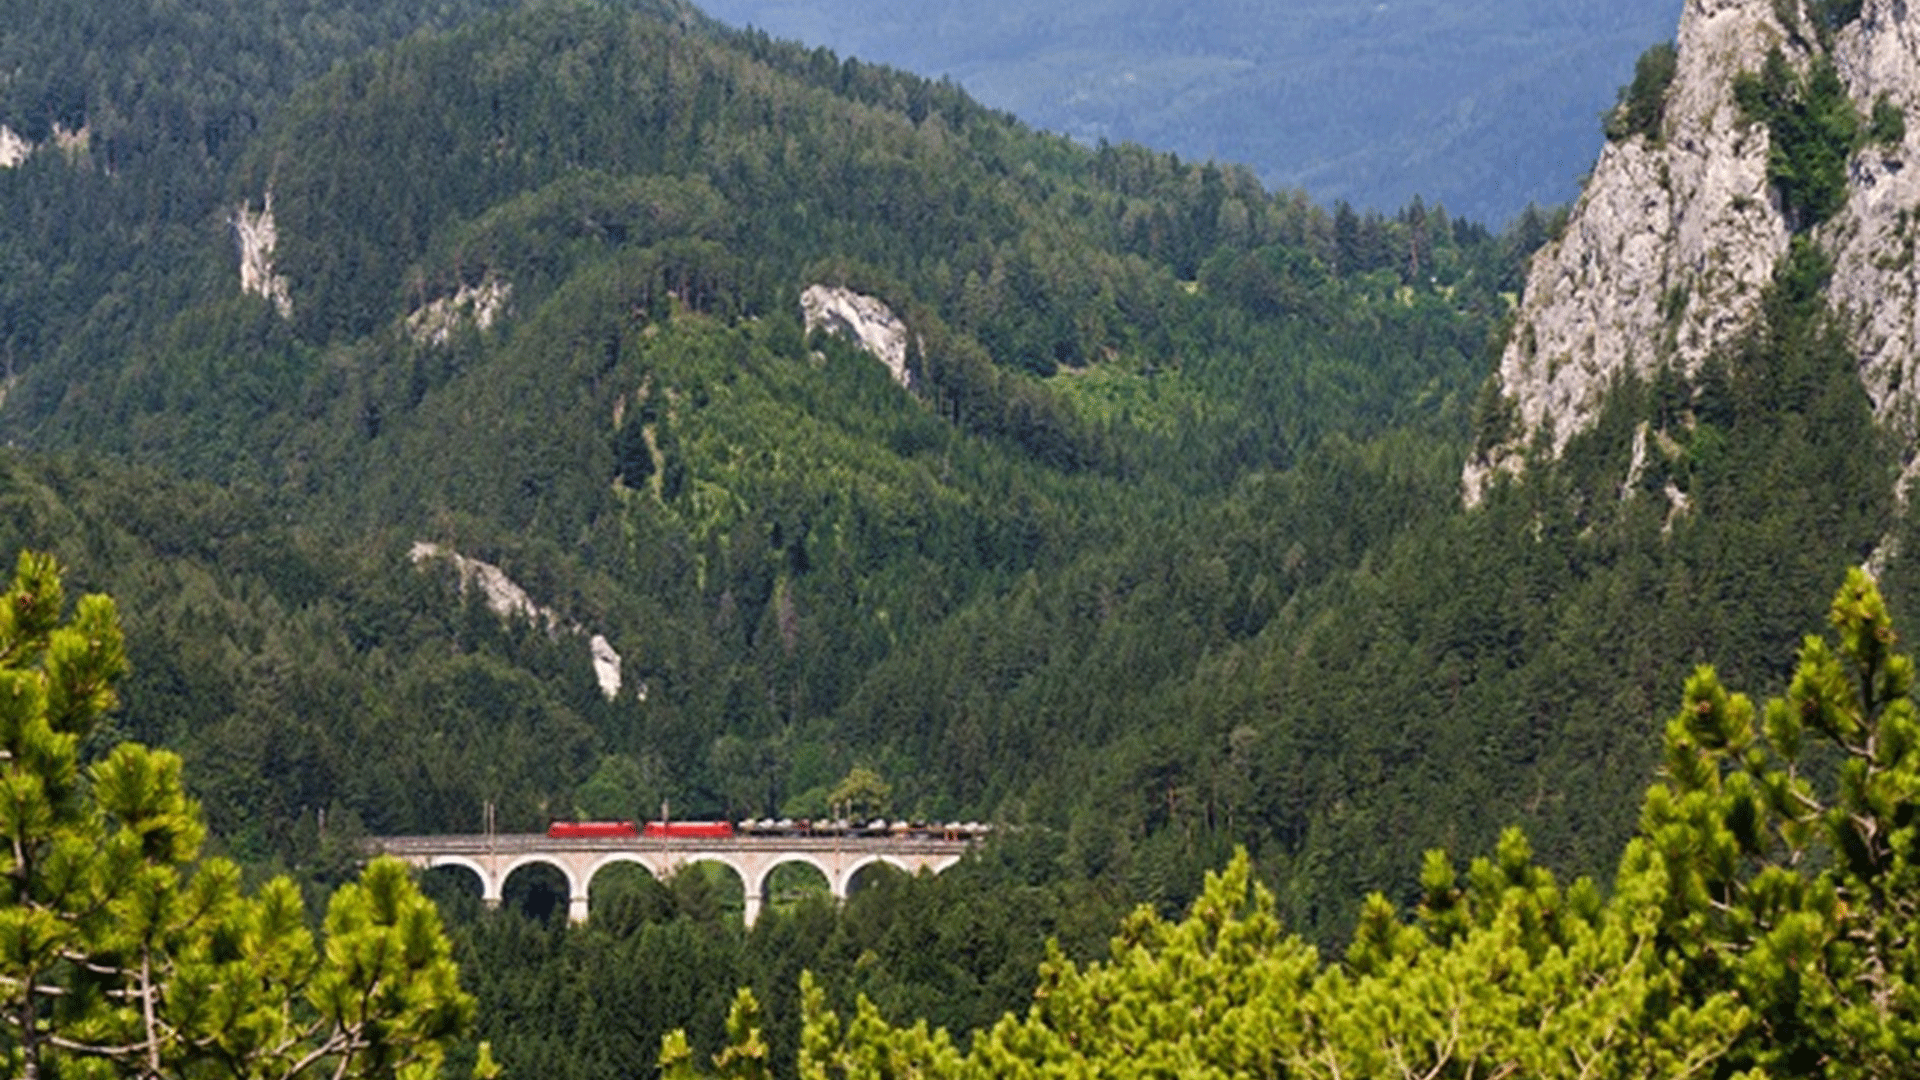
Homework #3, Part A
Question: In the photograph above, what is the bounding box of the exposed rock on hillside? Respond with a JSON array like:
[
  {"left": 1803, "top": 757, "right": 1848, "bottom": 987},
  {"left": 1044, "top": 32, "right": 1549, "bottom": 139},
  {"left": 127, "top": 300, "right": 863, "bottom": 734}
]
[
  {"left": 801, "top": 285, "right": 919, "bottom": 391},
  {"left": 589, "top": 634, "right": 629, "bottom": 702},
  {"left": 406, "top": 277, "right": 512, "bottom": 345},
  {"left": 1464, "top": 0, "right": 1796, "bottom": 505},
  {"left": 0, "top": 122, "right": 89, "bottom": 167},
  {"left": 233, "top": 194, "right": 293, "bottom": 319},
  {"left": 1463, "top": 0, "right": 1920, "bottom": 506},
  {"left": 1827, "top": 0, "right": 1920, "bottom": 445},
  {"left": 409, "top": 542, "right": 627, "bottom": 700},
  {"left": 48, "top": 123, "right": 87, "bottom": 160},
  {"left": 0, "top": 126, "right": 29, "bottom": 168}
]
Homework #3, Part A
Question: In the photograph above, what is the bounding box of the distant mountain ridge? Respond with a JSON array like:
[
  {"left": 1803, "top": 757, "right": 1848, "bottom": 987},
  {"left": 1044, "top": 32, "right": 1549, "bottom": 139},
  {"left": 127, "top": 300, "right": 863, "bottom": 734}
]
[{"left": 692, "top": 0, "right": 1685, "bottom": 224}]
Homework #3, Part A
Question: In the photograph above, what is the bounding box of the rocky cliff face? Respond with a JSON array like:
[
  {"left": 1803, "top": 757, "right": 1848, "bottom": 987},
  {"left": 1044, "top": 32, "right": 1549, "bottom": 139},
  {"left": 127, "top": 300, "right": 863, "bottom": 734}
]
[
  {"left": 409, "top": 542, "right": 631, "bottom": 701},
  {"left": 406, "top": 277, "right": 512, "bottom": 346},
  {"left": 1463, "top": 0, "right": 1920, "bottom": 505},
  {"left": 233, "top": 193, "right": 294, "bottom": 320},
  {"left": 1828, "top": 0, "right": 1920, "bottom": 444},
  {"left": 800, "top": 285, "right": 920, "bottom": 392},
  {"left": 0, "top": 126, "right": 29, "bottom": 168}
]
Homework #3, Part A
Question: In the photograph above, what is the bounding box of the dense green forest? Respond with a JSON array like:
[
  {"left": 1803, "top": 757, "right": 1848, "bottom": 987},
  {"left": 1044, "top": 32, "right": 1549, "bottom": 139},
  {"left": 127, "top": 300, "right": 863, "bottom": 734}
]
[
  {"left": 685, "top": 566, "right": 1920, "bottom": 1076},
  {"left": 0, "top": 0, "right": 1912, "bottom": 1076},
  {"left": 0, "top": 552, "right": 474, "bottom": 1079}
]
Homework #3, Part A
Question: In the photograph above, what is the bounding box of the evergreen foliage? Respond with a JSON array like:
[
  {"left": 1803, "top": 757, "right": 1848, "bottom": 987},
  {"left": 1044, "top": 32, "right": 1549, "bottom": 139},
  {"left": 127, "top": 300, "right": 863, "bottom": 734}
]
[
  {"left": 0, "top": 552, "right": 471, "bottom": 1078},
  {"left": 0, "top": 3, "right": 1914, "bottom": 1077},
  {"left": 431, "top": 830, "right": 1122, "bottom": 1080},
  {"left": 1605, "top": 41, "right": 1678, "bottom": 143},
  {"left": 0, "top": 3, "right": 1542, "bottom": 915},
  {"left": 1869, "top": 94, "right": 1906, "bottom": 147},
  {"left": 1734, "top": 49, "right": 1861, "bottom": 232},
  {"left": 1810, "top": 0, "right": 1867, "bottom": 36},
  {"left": 686, "top": 570, "right": 1920, "bottom": 1079}
]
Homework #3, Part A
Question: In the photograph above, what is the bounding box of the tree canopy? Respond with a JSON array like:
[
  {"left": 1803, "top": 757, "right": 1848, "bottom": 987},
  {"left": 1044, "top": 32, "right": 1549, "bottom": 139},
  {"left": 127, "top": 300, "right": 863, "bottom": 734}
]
[
  {"left": 4, "top": 5, "right": 1918, "bottom": 1075},
  {"left": 678, "top": 568, "right": 1920, "bottom": 1079},
  {"left": 0, "top": 550, "right": 472, "bottom": 1079}
]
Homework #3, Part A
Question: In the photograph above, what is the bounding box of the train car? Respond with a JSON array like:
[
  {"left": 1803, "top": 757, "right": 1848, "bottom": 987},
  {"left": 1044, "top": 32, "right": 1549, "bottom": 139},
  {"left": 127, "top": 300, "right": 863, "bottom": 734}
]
[
  {"left": 726, "top": 818, "right": 992, "bottom": 840},
  {"left": 547, "top": 820, "right": 638, "bottom": 839},
  {"left": 641, "top": 820, "right": 734, "bottom": 839}
]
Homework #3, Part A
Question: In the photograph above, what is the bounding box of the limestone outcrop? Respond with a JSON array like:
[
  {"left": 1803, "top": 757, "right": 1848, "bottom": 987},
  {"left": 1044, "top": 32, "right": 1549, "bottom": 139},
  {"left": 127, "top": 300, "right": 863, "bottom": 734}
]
[
  {"left": 406, "top": 277, "right": 512, "bottom": 346},
  {"left": 1463, "top": 0, "right": 1920, "bottom": 506},
  {"left": 0, "top": 126, "right": 29, "bottom": 168},
  {"left": 233, "top": 193, "right": 293, "bottom": 320},
  {"left": 1826, "top": 0, "right": 1920, "bottom": 447},
  {"left": 48, "top": 122, "right": 87, "bottom": 160},
  {"left": 409, "top": 542, "right": 629, "bottom": 700},
  {"left": 800, "top": 285, "right": 919, "bottom": 391},
  {"left": 0, "top": 122, "right": 90, "bottom": 167}
]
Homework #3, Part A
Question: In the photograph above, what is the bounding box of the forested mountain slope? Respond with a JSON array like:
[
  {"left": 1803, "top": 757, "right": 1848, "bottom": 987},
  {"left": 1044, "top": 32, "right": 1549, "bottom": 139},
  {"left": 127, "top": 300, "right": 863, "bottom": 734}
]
[
  {"left": 0, "top": 0, "right": 711, "bottom": 406},
  {"left": 1, "top": 1, "right": 1916, "bottom": 1074},
  {"left": 0, "top": 0, "right": 1528, "bottom": 884}
]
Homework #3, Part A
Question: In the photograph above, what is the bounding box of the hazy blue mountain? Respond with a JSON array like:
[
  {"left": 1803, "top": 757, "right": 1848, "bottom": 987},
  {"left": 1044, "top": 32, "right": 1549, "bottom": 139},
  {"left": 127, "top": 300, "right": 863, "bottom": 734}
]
[{"left": 693, "top": 0, "right": 1684, "bottom": 225}]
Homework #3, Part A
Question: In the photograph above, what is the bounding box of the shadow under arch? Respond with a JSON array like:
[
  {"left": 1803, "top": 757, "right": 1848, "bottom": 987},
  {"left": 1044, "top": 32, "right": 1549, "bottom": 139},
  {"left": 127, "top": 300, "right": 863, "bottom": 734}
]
[
  {"left": 586, "top": 857, "right": 672, "bottom": 934},
  {"left": 666, "top": 857, "right": 746, "bottom": 925},
  {"left": 501, "top": 859, "right": 574, "bottom": 923},
  {"left": 758, "top": 857, "right": 831, "bottom": 919},
  {"left": 416, "top": 862, "right": 487, "bottom": 923}
]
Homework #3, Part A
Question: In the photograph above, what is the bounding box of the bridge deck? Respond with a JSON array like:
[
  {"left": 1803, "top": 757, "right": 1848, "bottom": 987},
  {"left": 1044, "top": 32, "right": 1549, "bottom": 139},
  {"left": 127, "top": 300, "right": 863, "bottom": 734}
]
[{"left": 369, "top": 833, "right": 974, "bottom": 857}]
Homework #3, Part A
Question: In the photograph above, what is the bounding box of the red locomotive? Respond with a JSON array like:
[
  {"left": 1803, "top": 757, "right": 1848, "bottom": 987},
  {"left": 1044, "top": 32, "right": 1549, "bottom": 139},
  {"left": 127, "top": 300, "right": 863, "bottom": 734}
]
[
  {"left": 546, "top": 820, "right": 638, "bottom": 838},
  {"left": 642, "top": 820, "right": 734, "bottom": 839}
]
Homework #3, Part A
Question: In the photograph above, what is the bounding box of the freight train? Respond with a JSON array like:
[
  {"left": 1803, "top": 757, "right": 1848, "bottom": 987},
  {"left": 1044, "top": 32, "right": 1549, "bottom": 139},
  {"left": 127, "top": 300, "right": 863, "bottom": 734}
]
[{"left": 545, "top": 819, "right": 988, "bottom": 839}]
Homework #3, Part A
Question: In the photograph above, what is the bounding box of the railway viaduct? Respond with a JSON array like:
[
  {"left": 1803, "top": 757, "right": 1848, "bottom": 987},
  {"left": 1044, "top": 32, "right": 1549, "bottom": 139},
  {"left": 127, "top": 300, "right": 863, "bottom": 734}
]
[{"left": 369, "top": 832, "right": 974, "bottom": 927}]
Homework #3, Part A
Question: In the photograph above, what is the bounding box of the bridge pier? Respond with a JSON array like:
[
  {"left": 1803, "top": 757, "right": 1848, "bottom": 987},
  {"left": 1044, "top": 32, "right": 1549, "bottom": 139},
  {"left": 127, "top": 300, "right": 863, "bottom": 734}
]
[{"left": 568, "top": 892, "right": 591, "bottom": 925}]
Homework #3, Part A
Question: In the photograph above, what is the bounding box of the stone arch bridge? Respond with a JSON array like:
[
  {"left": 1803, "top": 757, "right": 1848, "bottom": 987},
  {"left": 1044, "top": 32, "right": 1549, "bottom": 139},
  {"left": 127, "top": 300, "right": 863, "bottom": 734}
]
[{"left": 368, "top": 832, "right": 974, "bottom": 926}]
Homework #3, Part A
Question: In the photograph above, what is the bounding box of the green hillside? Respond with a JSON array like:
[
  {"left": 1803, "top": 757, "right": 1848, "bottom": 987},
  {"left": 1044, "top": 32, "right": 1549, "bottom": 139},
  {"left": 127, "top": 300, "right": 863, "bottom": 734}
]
[
  {"left": 1, "top": 0, "right": 1526, "bottom": 859},
  {"left": 0, "top": 1, "right": 1910, "bottom": 1076}
]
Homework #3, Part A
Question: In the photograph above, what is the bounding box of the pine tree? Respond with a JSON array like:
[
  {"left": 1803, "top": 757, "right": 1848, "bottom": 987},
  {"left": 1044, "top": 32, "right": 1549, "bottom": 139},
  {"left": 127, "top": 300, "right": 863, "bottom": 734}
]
[
  {"left": 678, "top": 569, "right": 1920, "bottom": 1078},
  {"left": 1640, "top": 566, "right": 1920, "bottom": 1077},
  {"left": 0, "top": 550, "right": 473, "bottom": 1079}
]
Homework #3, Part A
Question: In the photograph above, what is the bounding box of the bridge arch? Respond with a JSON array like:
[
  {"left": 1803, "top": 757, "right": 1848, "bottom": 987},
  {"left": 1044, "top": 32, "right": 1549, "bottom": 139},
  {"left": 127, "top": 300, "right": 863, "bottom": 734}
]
[
  {"left": 499, "top": 854, "right": 582, "bottom": 900},
  {"left": 421, "top": 854, "right": 494, "bottom": 901},
  {"left": 585, "top": 851, "right": 665, "bottom": 887},
  {"left": 670, "top": 856, "right": 750, "bottom": 924},
  {"left": 750, "top": 855, "right": 834, "bottom": 917},
  {"left": 844, "top": 854, "right": 915, "bottom": 895},
  {"left": 500, "top": 856, "right": 583, "bottom": 922},
  {"left": 584, "top": 857, "right": 671, "bottom": 932},
  {"left": 747, "top": 853, "right": 833, "bottom": 902}
]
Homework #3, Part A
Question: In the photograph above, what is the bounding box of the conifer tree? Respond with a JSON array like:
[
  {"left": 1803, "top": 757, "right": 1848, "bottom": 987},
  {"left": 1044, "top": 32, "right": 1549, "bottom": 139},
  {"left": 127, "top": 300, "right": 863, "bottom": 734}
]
[
  {"left": 1640, "top": 566, "right": 1920, "bottom": 1077},
  {"left": 679, "top": 568, "right": 1920, "bottom": 1078},
  {"left": 0, "top": 550, "right": 472, "bottom": 1078}
]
